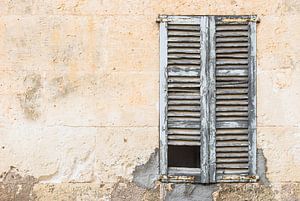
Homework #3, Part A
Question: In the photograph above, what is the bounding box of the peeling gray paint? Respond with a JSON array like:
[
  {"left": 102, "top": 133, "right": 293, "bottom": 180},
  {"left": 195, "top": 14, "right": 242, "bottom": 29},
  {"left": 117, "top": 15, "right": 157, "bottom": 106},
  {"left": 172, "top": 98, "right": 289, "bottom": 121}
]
[
  {"left": 165, "top": 184, "right": 217, "bottom": 201},
  {"left": 132, "top": 148, "right": 159, "bottom": 189},
  {"left": 257, "top": 148, "right": 270, "bottom": 185}
]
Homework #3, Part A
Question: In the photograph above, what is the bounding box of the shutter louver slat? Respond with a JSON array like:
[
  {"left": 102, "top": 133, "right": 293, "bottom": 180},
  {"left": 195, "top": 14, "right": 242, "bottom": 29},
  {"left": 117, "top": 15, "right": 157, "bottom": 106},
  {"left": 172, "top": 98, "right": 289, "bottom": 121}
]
[{"left": 166, "top": 22, "right": 202, "bottom": 147}]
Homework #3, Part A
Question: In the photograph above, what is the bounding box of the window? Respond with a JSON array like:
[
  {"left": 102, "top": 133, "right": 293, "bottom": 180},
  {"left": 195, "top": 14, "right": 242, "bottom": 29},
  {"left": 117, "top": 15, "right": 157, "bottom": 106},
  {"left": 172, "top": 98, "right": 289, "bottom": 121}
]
[{"left": 159, "top": 15, "right": 257, "bottom": 183}]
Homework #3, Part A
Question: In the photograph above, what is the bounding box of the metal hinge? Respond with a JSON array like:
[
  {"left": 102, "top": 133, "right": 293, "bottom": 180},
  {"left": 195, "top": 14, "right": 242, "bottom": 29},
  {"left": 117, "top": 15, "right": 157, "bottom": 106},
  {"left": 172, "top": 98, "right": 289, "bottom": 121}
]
[{"left": 156, "top": 15, "right": 171, "bottom": 23}]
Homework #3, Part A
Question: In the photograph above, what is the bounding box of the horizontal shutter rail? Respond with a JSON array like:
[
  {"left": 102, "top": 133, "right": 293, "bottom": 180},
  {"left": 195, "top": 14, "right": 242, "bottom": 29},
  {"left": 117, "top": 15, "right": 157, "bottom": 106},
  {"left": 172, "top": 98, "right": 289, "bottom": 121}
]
[
  {"left": 168, "top": 167, "right": 201, "bottom": 176},
  {"left": 168, "top": 141, "right": 201, "bottom": 146},
  {"left": 168, "top": 26, "right": 200, "bottom": 32},
  {"left": 216, "top": 25, "right": 248, "bottom": 31}
]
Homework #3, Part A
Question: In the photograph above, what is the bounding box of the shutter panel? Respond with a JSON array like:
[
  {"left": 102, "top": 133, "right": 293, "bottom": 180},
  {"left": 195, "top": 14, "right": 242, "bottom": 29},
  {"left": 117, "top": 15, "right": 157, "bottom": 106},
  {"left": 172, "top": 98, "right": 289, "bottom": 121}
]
[
  {"left": 159, "top": 16, "right": 203, "bottom": 180},
  {"left": 213, "top": 16, "right": 257, "bottom": 182}
]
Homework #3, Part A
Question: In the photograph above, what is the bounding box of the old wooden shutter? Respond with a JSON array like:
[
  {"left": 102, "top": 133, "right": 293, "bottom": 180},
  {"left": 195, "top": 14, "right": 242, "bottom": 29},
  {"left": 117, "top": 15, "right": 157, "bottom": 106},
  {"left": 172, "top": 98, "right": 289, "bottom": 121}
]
[
  {"left": 211, "top": 16, "right": 257, "bottom": 182},
  {"left": 159, "top": 16, "right": 203, "bottom": 181},
  {"left": 159, "top": 15, "right": 257, "bottom": 183}
]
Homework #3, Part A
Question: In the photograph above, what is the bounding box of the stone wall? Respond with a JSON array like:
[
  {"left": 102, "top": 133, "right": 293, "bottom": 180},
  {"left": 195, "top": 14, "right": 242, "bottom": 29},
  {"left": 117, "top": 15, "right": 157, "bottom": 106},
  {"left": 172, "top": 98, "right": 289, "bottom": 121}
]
[{"left": 0, "top": 0, "right": 299, "bottom": 200}]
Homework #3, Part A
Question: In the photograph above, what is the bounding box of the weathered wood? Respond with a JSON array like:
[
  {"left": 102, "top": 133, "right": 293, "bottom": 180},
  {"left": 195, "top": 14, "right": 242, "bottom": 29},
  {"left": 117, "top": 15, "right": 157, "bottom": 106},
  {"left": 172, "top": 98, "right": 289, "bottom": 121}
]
[
  {"left": 159, "top": 20, "right": 168, "bottom": 175},
  {"left": 216, "top": 42, "right": 248, "bottom": 48},
  {"left": 216, "top": 94, "right": 248, "bottom": 100},
  {"left": 216, "top": 141, "right": 249, "bottom": 147},
  {"left": 168, "top": 48, "right": 200, "bottom": 54},
  {"left": 168, "top": 167, "right": 201, "bottom": 176},
  {"left": 168, "top": 42, "right": 200, "bottom": 48},
  {"left": 216, "top": 128, "right": 248, "bottom": 134},
  {"left": 168, "top": 76, "right": 200, "bottom": 83},
  {"left": 168, "top": 37, "right": 200, "bottom": 43},
  {"left": 168, "top": 83, "right": 201, "bottom": 88},
  {"left": 168, "top": 135, "right": 201, "bottom": 141},
  {"left": 216, "top": 37, "right": 248, "bottom": 43},
  {"left": 168, "top": 128, "right": 200, "bottom": 135},
  {"left": 216, "top": 152, "right": 248, "bottom": 158},
  {"left": 168, "top": 141, "right": 201, "bottom": 146},
  {"left": 217, "top": 163, "right": 249, "bottom": 169},
  {"left": 216, "top": 48, "right": 248, "bottom": 53},
  {"left": 248, "top": 21, "right": 257, "bottom": 176},
  {"left": 199, "top": 16, "right": 210, "bottom": 183},
  {"left": 168, "top": 120, "right": 201, "bottom": 129},
  {"left": 216, "top": 135, "right": 249, "bottom": 141},
  {"left": 168, "top": 67, "right": 200, "bottom": 76},
  {"left": 216, "top": 121, "right": 248, "bottom": 128},
  {"left": 208, "top": 16, "right": 217, "bottom": 183},
  {"left": 168, "top": 59, "right": 200, "bottom": 65},
  {"left": 168, "top": 53, "right": 200, "bottom": 59},
  {"left": 216, "top": 147, "right": 249, "bottom": 152},
  {"left": 216, "top": 83, "right": 248, "bottom": 88},
  {"left": 167, "top": 24, "right": 200, "bottom": 31},
  {"left": 216, "top": 25, "right": 248, "bottom": 31},
  {"left": 216, "top": 31, "right": 248, "bottom": 37},
  {"left": 216, "top": 59, "right": 248, "bottom": 65},
  {"left": 216, "top": 100, "right": 248, "bottom": 105},
  {"left": 168, "top": 31, "right": 201, "bottom": 37},
  {"left": 168, "top": 95, "right": 200, "bottom": 100},
  {"left": 217, "top": 158, "right": 249, "bottom": 163},
  {"left": 166, "top": 16, "right": 201, "bottom": 24},
  {"left": 216, "top": 111, "right": 248, "bottom": 116},
  {"left": 216, "top": 89, "right": 248, "bottom": 95},
  {"left": 216, "top": 53, "right": 248, "bottom": 58}
]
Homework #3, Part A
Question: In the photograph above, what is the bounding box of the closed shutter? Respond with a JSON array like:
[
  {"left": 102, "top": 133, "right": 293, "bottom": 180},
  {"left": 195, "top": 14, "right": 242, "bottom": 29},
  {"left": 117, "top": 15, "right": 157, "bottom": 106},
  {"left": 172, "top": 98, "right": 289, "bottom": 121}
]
[
  {"left": 213, "top": 16, "right": 257, "bottom": 182},
  {"left": 159, "top": 15, "right": 257, "bottom": 183},
  {"left": 159, "top": 16, "right": 202, "bottom": 181}
]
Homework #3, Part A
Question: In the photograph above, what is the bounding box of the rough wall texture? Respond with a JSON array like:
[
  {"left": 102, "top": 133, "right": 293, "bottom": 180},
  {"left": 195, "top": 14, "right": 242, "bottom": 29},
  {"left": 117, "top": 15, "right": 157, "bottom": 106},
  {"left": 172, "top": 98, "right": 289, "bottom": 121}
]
[{"left": 0, "top": 0, "right": 299, "bottom": 200}]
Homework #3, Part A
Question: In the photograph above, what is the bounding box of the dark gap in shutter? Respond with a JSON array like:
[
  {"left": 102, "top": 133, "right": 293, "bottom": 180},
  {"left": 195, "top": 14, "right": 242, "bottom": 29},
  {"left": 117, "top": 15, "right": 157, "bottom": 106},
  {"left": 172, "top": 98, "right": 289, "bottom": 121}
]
[{"left": 168, "top": 145, "right": 200, "bottom": 168}]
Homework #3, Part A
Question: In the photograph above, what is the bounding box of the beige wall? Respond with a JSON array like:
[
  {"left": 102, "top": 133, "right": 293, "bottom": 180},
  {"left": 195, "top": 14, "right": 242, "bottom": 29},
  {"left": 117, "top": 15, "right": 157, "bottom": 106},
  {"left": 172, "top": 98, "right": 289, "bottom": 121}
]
[{"left": 0, "top": 0, "right": 299, "bottom": 200}]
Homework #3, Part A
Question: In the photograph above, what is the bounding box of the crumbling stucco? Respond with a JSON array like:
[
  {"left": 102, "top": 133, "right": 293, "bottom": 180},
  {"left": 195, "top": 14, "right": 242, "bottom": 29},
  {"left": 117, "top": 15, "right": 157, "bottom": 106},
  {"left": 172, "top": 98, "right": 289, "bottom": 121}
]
[
  {"left": 0, "top": 167, "right": 37, "bottom": 201},
  {"left": 0, "top": 0, "right": 300, "bottom": 200}
]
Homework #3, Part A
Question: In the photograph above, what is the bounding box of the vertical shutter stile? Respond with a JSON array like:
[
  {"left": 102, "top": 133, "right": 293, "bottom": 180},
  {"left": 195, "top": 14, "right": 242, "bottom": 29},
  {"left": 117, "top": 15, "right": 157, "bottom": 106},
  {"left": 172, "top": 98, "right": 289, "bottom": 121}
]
[
  {"left": 159, "top": 17, "right": 168, "bottom": 176},
  {"left": 214, "top": 16, "right": 257, "bottom": 182},
  {"left": 199, "top": 16, "right": 210, "bottom": 184}
]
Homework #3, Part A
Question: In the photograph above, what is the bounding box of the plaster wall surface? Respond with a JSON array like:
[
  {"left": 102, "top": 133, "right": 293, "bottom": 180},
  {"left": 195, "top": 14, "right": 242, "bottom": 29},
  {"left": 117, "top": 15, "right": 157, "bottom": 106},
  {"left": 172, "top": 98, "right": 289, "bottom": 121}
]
[{"left": 0, "top": 0, "right": 299, "bottom": 200}]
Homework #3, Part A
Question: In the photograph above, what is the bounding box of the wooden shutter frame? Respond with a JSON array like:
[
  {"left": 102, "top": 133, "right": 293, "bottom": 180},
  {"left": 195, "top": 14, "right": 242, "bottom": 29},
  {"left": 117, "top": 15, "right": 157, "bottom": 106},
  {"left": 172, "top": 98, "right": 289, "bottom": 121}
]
[{"left": 159, "top": 15, "right": 257, "bottom": 183}]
